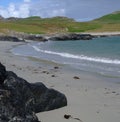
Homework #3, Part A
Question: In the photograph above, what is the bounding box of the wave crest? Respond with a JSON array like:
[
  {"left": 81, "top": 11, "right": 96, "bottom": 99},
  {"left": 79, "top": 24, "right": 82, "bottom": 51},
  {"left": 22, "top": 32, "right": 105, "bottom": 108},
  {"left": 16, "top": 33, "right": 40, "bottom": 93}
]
[{"left": 32, "top": 45, "right": 120, "bottom": 65}]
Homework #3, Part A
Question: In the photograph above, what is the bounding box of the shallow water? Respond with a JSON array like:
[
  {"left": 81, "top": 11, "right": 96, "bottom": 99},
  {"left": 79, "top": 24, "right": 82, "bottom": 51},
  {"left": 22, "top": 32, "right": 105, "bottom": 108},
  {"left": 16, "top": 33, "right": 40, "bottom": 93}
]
[{"left": 11, "top": 36, "right": 120, "bottom": 77}]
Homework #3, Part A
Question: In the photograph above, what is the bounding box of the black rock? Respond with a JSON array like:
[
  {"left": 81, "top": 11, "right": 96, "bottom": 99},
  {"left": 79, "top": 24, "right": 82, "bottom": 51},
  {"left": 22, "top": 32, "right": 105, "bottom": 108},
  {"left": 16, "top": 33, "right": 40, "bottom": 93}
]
[
  {"left": 73, "top": 76, "right": 80, "bottom": 79},
  {"left": 64, "top": 114, "right": 71, "bottom": 119},
  {"left": 24, "top": 35, "right": 48, "bottom": 42},
  {"left": 30, "top": 82, "right": 67, "bottom": 113},
  {"left": 49, "top": 33, "right": 94, "bottom": 41},
  {"left": 0, "top": 36, "right": 25, "bottom": 42},
  {"left": 0, "top": 63, "right": 67, "bottom": 122},
  {"left": 0, "top": 63, "right": 7, "bottom": 85}
]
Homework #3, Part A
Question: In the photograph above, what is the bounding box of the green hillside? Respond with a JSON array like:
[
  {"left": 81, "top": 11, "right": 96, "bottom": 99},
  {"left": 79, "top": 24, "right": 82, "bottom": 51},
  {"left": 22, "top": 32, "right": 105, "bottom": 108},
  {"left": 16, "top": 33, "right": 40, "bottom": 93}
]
[
  {"left": 94, "top": 11, "right": 120, "bottom": 23},
  {"left": 0, "top": 11, "right": 120, "bottom": 35},
  {"left": 89, "top": 11, "right": 120, "bottom": 32}
]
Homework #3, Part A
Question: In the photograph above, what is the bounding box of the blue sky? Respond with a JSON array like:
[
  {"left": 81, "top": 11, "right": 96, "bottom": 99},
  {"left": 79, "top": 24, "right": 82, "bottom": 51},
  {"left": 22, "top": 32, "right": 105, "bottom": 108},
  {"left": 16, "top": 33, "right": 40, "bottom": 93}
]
[
  {"left": 0, "top": 0, "right": 120, "bottom": 21},
  {"left": 0, "top": 0, "right": 21, "bottom": 7}
]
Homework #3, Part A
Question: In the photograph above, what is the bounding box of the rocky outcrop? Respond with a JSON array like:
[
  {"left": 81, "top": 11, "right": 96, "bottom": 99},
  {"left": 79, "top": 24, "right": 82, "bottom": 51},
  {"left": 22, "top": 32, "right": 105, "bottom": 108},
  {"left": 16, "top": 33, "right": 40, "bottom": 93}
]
[
  {"left": 0, "top": 32, "right": 93, "bottom": 42},
  {"left": 30, "top": 82, "right": 67, "bottom": 113},
  {"left": 0, "top": 63, "right": 67, "bottom": 122},
  {"left": 0, "top": 63, "right": 7, "bottom": 85},
  {"left": 24, "top": 35, "right": 48, "bottom": 42},
  {"left": 0, "top": 33, "right": 48, "bottom": 42},
  {"left": 0, "top": 36, "right": 25, "bottom": 42},
  {"left": 49, "top": 33, "right": 94, "bottom": 41}
]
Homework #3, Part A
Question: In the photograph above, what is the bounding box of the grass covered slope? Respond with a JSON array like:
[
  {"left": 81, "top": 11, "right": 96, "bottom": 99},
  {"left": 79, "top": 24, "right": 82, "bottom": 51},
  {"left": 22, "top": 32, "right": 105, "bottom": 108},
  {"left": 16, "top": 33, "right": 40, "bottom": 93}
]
[
  {"left": 0, "top": 11, "right": 120, "bottom": 34},
  {"left": 89, "top": 11, "right": 120, "bottom": 32},
  {"left": 0, "top": 16, "right": 100, "bottom": 34},
  {"left": 94, "top": 11, "right": 120, "bottom": 23}
]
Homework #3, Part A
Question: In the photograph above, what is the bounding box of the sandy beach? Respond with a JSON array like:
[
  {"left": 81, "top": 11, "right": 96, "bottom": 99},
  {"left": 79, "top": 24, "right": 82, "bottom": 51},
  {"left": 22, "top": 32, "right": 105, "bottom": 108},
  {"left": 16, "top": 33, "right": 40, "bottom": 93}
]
[
  {"left": 83, "top": 32, "right": 120, "bottom": 36},
  {"left": 0, "top": 40, "right": 120, "bottom": 122}
]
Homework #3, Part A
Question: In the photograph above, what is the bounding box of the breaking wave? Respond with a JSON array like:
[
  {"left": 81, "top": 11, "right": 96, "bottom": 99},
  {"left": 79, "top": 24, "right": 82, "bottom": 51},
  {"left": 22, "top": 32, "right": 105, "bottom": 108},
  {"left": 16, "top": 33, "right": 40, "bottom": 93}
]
[{"left": 32, "top": 45, "right": 120, "bottom": 65}]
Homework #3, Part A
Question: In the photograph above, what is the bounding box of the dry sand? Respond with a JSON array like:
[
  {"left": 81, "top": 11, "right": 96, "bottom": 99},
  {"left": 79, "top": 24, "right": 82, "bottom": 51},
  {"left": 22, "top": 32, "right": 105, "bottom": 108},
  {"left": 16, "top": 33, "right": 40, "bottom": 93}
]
[
  {"left": 0, "top": 41, "right": 120, "bottom": 122},
  {"left": 83, "top": 32, "right": 120, "bottom": 36}
]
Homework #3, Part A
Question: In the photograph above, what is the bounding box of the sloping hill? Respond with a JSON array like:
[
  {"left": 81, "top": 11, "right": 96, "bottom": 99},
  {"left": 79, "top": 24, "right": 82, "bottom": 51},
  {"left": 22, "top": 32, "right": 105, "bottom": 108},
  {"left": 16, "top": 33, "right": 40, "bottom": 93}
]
[
  {"left": 94, "top": 11, "right": 120, "bottom": 23},
  {"left": 0, "top": 11, "right": 120, "bottom": 34},
  {"left": 89, "top": 11, "right": 120, "bottom": 32}
]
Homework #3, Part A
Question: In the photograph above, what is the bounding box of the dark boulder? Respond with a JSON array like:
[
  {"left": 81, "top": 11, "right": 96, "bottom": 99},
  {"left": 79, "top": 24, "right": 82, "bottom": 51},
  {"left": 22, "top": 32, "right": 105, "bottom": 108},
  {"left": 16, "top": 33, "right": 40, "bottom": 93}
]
[
  {"left": 0, "top": 71, "right": 40, "bottom": 122},
  {"left": 30, "top": 82, "right": 67, "bottom": 113},
  {"left": 0, "top": 36, "right": 25, "bottom": 42},
  {"left": 0, "top": 63, "right": 7, "bottom": 85},
  {"left": 49, "top": 33, "right": 94, "bottom": 41},
  {"left": 0, "top": 63, "right": 67, "bottom": 122},
  {"left": 24, "top": 35, "right": 48, "bottom": 42}
]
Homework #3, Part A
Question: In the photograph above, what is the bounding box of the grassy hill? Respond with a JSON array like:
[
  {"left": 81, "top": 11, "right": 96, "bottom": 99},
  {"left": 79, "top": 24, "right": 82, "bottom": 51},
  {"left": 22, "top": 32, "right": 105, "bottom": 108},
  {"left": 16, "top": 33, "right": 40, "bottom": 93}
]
[
  {"left": 94, "top": 11, "right": 120, "bottom": 23},
  {"left": 89, "top": 11, "right": 120, "bottom": 32},
  {"left": 0, "top": 11, "right": 120, "bottom": 35}
]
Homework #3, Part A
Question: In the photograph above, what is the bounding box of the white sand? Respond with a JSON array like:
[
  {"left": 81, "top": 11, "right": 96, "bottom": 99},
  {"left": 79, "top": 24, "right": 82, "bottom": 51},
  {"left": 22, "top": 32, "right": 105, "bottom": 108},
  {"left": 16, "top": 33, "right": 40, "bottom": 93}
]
[
  {"left": 0, "top": 41, "right": 120, "bottom": 122},
  {"left": 83, "top": 32, "right": 120, "bottom": 36}
]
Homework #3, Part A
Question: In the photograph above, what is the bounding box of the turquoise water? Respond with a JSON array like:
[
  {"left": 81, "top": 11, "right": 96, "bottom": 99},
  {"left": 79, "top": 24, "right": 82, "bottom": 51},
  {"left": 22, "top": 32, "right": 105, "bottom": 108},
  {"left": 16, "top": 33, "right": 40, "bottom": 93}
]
[{"left": 11, "top": 36, "right": 120, "bottom": 77}]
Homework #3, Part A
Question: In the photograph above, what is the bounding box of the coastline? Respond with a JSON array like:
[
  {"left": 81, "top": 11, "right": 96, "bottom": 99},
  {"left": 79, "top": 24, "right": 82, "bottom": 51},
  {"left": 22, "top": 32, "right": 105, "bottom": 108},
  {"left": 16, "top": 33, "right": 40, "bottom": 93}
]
[
  {"left": 82, "top": 32, "right": 120, "bottom": 36},
  {"left": 0, "top": 40, "right": 120, "bottom": 122},
  {"left": 0, "top": 31, "right": 120, "bottom": 43},
  {"left": 45, "top": 32, "right": 120, "bottom": 41}
]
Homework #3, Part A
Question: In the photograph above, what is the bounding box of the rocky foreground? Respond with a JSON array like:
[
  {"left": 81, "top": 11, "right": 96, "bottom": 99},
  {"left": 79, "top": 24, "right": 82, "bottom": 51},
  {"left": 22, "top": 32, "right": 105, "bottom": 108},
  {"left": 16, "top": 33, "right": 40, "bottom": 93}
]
[{"left": 0, "top": 63, "right": 67, "bottom": 122}]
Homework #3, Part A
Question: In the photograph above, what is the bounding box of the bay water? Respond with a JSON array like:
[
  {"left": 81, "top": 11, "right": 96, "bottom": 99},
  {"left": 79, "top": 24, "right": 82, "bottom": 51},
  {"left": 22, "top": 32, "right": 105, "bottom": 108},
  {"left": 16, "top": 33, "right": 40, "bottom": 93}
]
[{"left": 11, "top": 36, "right": 120, "bottom": 77}]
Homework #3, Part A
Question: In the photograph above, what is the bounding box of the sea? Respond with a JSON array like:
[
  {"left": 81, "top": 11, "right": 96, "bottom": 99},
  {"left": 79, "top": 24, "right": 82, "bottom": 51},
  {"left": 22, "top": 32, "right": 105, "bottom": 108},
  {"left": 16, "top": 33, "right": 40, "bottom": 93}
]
[{"left": 11, "top": 36, "right": 120, "bottom": 78}]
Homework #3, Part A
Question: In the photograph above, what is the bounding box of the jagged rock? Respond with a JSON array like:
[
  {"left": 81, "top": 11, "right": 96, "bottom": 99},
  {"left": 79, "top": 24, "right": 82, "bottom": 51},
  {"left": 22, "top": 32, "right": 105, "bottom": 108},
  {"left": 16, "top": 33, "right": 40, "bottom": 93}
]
[
  {"left": 0, "top": 36, "right": 25, "bottom": 42},
  {"left": 0, "top": 63, "right": 67, "bottom": 122},
  {"left": 24, "top": 35, "right": 48, "bottom": 42},
  {"left": 49, "top": 33, "right": 94, "bottom": 41},
  {"left": 30, "top": 82, "right": 67, "bottom": 113},
  {"left": 0, "top": 63, "right": 7, "bottom": 85}
]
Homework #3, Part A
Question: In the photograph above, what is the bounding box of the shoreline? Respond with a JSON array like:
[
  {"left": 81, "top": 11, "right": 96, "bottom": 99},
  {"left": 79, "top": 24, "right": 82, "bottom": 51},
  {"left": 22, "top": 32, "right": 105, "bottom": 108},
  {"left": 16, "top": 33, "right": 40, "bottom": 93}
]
[
  {"left": 11, "top": 36, "right": 120, "bottom": 79},
  {"left": 82, "top": 32, "right": 120, "bottom": 36},
  {"left": 45, "top": 32, "right": 120, "bottom": 41},
  {"left": 0, "top": 31, "right": 120, "bottom": 43},
  {"left": 0, "top": 41, "right": 120, "bottom": 122}
]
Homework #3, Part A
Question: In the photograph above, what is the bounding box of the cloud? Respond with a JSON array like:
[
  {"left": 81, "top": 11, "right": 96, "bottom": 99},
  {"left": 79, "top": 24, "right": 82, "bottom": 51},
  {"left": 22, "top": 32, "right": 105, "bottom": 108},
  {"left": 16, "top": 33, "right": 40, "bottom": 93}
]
[
  {"left": 0, "top": 0, "right": 66, "bottom": 18},
  {"left": 29, "top": 0, "right": 120, "bottom": 21},
  {"left": 0, "top": 0, "right": 120, "bottom": 21},
  {"left": 30, "top": 0, "right": 66, "bottom": 18},
  {"left": 7, "top": 3, "right": 19, "bottom": 17},
  {"left": 50, "top": 9, "right": 65, "bottom": 17},
  {"left": 30, "top": 7, "right": 66, "bottom": 18},
  {"left": 19, "top": 2, "right": 30, "bottom": 17},
  {"left": 0, "top": 0, "right": 30, "bottom": 18}
]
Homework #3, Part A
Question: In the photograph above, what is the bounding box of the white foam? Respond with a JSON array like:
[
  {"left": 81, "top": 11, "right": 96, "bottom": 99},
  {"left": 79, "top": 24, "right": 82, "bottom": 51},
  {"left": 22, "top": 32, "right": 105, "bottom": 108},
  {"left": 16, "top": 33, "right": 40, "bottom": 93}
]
[
  {"left": 32, "top": 45, "right": 41, "bottom": 51},
  {"left": 32, "top": 45, "right": 120, "bottom": 65}
]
